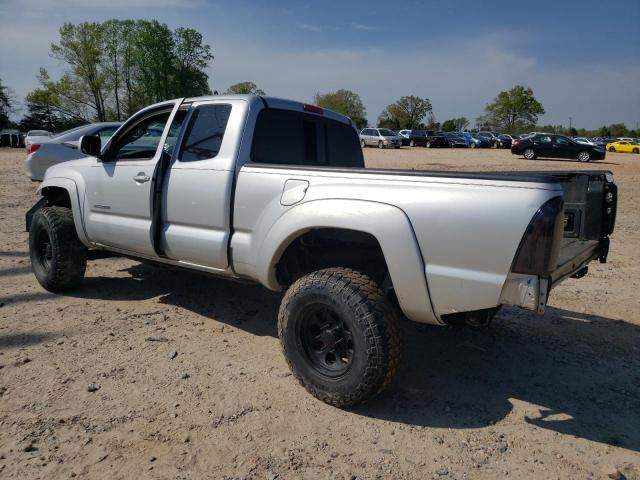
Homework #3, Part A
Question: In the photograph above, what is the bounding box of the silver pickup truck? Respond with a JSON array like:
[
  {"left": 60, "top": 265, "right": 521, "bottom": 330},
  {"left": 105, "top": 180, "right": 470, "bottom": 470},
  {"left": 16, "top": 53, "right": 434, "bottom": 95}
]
[{"left": 26, "top": 95, "right": 617, "bottom": 407}]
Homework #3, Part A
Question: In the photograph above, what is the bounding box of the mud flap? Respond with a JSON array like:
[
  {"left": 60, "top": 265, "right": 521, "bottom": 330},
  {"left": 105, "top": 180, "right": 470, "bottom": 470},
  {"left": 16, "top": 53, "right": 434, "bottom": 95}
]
[{"left": 25, "top": 197, "right": 47, "bottom": 232}]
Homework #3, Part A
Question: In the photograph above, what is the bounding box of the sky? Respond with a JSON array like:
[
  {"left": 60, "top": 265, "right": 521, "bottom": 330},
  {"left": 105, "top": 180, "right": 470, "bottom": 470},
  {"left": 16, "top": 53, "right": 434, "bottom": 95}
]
[{"left": 1, "top": 0, "right": 639, "bottom": 129}]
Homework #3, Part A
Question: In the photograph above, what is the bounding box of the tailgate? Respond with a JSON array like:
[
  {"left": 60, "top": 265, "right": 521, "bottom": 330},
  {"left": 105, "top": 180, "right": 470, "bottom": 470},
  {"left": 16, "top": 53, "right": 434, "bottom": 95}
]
[{"left": 549, "top": 171, "right": 617, "bottom": 285}]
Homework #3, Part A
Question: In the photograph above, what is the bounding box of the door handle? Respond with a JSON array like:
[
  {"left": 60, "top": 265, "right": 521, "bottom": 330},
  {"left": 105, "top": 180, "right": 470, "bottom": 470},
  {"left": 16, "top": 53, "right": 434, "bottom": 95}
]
[{"left": 133, "top": 172, "right": 150, "bottom": 183}]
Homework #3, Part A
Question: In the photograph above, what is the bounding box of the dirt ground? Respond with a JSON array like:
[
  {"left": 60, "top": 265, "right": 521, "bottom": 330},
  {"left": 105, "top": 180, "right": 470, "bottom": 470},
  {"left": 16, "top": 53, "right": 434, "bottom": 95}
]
[{"left": 0, "top": 146, "right": 639, "bottom": 480}]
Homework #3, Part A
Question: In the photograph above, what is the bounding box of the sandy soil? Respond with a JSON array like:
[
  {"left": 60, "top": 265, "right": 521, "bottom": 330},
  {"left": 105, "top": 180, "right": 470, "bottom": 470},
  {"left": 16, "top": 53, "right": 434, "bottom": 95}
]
[{"left": 0, "top": 146, "right": 638, "bottom": 480}]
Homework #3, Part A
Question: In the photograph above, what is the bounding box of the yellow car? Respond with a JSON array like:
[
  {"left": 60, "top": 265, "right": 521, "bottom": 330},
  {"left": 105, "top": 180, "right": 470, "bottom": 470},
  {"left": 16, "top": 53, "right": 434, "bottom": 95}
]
[{"left": 606, "top": 140, "right": 640, "bottom": 154}]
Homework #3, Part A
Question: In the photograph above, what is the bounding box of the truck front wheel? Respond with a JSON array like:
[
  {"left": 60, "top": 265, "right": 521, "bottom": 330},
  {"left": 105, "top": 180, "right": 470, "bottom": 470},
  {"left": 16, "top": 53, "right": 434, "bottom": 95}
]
[
  {"left": 278, "top": 268, "right": 400, "bottom": 408},
  {"left": 29, "top": 206, "right": 87, "bottom": 292}
]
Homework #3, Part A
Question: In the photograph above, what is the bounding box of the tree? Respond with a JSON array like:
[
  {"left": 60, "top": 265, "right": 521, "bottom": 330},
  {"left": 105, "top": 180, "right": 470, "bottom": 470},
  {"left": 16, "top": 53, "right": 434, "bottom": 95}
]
[
  {"left": 173, "top": 27, "right": 214, "bottom": 98},
  {"left": 225, "top": 81, "right": 265, "bottom": 95},
  {"left": 313, "top": 89, "right": 367, "bottom": 128},
  {"left": 377, "top": 95, "right": 432, "bottom": 130},
  {"left": 480, "top": 85, "right": 545, "bottom": 133},
  {"left": 441, "top": 117, "right": 469, "bottom": 132},
  {"left": 0, "top": 78, "right": 14, "bottom": 129},
  {"left": 24, "top": 19, "right": 215, "bottom": 125}
]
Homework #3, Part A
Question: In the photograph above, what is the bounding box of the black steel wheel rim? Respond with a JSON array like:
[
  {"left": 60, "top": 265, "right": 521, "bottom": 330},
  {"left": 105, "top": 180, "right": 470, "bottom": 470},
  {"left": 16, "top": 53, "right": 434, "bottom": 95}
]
[
  {"left": 36, "top": 228, "right": 53, "bottom": 271},
  {"left": 298, "top": 303, "right": 354, "bottom": 378}
]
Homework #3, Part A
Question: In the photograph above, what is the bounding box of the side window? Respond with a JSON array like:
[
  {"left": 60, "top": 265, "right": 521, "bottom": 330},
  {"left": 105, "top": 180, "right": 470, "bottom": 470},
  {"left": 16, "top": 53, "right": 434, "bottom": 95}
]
[
  {"left": 164, "top": 110, "right": 187, "bottom": 157},
  {"left": 179, "top": 104, "right": 232, "bottom": 161},
  {"left": 110, "top": 111, "right": 171, "bottom": 160},
  {"left": 251, "top": 108, "right": 364, "bottom": 168},
  {"left": 554, "top": 136, "right": 569, "bottom": 145},
  {"left": 538, "top": 135, "right": 552, "bottom": 143},
  {"left": 326, "top": 121, "right": 364, "bottom": 168}
]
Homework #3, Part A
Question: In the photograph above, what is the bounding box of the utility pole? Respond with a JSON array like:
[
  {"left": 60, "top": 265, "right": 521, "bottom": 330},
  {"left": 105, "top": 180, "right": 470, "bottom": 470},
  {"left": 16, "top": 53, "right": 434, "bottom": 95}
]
[{"left": 569, "top": 117, "right": 572, "bottom": 132}]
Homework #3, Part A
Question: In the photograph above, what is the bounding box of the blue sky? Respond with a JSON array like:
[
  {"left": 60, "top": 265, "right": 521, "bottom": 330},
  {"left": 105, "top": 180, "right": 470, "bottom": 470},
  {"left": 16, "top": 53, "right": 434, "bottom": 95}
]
[{"left": 1, "top": 0, "right": 639, "bottom": 128}]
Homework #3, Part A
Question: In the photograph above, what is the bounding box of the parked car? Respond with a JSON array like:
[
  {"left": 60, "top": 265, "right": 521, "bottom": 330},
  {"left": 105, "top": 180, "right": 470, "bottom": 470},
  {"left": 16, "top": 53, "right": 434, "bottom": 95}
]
[
  {"left": 25, "top": 129, "right": 53, "bottom": 150},
  {"left": 0, "top": 129, "right": 23, "bottom": 148},
  {"left": 425, "top": 131, "right": 450, "bottom": 148},
  {"left": 24, "top": 122, "right": 121, "bottom": 181},
  {"left": 462, "top": 132, "right": 492, "bottom": 148},
  {"left": 476, "top": 131, "right": 501, "bottom": 148},
  {"left": 444, "top": 132, "right": 467, "bottom": 147},
  {"left": 511, "top": 134, "right": 606, "bottom": 162},
  {"left": 498, "top": 134, "right": 514, "bottom": 148},
  {"left": 397, "top": 129, "right": 428, "bottom": 147},
  {"left": 359, "top": 128, "right": 402, "bottom": 148},
  {"left": 606, "top": 140, "right": 640, "bottom": 154},
  {"left": 26, "top": 94, "right": 617, "bottom": 407}
]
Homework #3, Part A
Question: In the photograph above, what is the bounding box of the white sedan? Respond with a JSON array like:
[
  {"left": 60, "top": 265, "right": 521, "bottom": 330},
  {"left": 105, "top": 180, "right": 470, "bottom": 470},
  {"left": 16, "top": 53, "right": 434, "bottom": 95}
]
[{"left": 24, "top": 123, "right": 121, "bottom": 181}]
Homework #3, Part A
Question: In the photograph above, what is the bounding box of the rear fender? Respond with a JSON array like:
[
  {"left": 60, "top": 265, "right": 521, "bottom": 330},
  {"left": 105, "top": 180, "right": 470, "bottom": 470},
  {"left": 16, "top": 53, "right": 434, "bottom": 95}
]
[{"left": 257, "top": 199, "right": 440, "bottom": 324}]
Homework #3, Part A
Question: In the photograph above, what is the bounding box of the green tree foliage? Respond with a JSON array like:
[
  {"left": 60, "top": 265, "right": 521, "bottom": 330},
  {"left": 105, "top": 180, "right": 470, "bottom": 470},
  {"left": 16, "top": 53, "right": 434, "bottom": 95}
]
[
  {"left": 25, "top": 20, "right": 214, "bottom": 125},
  {"left": 313, "top": 89, "right": 367, "bottom": 129},
  {"left": 480, "top": 86, "right": 545, "bottom": 133},
  {"left": 0, "top": 78, "right": 14, "bottom": 129},
  {"left": 441, "top": 117, "right": 469, "bottom": 132},
  {"left": 225, "top": 81, "right": 266, "bottom": 95},
  {"left": 377, "top": 95, "right": 432, "bottom": 130}
]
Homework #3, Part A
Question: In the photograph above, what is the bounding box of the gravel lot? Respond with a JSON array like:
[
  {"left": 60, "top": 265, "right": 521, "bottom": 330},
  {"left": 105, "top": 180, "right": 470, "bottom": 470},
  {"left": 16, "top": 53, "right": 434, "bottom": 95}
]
[{"left": 0, "top": 146, "right": 639, "bottom": 479}]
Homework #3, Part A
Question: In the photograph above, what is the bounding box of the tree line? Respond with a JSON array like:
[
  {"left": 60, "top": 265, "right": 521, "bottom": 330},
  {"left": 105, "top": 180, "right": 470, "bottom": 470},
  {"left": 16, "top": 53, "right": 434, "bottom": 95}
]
[{"left": 1, "top": 21, "right": 638, "bottom": 138}]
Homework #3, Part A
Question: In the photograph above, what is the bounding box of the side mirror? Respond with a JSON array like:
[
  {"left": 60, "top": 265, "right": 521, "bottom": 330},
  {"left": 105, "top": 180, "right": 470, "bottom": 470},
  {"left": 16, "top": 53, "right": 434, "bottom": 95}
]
[{"left": 80, "top": 135, "right": 102, "bottom": 158}]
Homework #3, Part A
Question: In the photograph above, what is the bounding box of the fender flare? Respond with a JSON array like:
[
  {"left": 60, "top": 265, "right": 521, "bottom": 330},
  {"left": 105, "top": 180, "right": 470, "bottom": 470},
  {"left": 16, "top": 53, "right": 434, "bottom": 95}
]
[
  {"left": 36, "top": 177, "right": 91, "bottom": 247},
  {"left": 256, "top": 199, "right": 440, "bottom": 324}
]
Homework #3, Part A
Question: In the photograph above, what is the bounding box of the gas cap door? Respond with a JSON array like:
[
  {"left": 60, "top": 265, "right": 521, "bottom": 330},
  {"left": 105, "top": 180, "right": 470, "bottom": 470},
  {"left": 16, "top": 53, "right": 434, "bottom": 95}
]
[{"left": 280, "top": 179, "right": 310, "bottom": 206}]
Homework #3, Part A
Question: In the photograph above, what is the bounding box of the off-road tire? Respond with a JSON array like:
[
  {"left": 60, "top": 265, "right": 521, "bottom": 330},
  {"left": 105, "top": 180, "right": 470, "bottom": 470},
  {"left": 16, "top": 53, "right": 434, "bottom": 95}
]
[
  {"left": 523, "top": 148, "right": 537, "bottom": 160},
  {"left": 278, "top": 268, "right": 401, "bottom": 408},
  {"left": 29, "top": 206, "right": 87, "bottom": 292}
]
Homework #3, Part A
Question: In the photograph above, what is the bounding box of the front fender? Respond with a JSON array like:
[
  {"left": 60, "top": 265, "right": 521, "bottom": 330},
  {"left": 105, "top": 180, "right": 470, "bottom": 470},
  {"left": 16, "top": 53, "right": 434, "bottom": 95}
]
[
  {"left": 36, "top": 177, "right": 91, "bottom": 247},
  {"left": 256, "top": 199, "right": 440, "bottom": 324}
]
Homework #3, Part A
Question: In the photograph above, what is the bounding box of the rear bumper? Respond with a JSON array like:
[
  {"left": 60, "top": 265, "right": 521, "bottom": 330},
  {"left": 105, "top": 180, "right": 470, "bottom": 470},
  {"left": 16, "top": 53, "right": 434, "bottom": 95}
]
[{"left": 499, "top": 238, "right": 604, "bottom": 313}]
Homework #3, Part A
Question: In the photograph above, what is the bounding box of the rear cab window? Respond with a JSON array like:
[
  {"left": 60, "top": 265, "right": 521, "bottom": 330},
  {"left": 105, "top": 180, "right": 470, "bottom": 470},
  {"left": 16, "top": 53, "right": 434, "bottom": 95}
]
[{"left": 251, "top": 108, "right": 364, "bottom": 168}]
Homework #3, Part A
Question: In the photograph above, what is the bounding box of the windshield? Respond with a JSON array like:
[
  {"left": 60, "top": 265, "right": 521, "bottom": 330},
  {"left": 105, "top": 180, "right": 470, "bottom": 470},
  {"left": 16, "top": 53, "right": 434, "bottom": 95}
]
[{"left": 378, "top": 129, "right": 396, "bottom": 137}]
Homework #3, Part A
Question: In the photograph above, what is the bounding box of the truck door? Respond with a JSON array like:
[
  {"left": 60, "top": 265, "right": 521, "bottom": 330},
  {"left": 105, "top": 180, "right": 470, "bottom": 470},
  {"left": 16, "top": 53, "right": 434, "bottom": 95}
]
[
  {"left": 159, "top": 98, "right": 246, "bottom": 270},
  {"left": 83, "top": 100, "right": 183, "bottom": 256}
]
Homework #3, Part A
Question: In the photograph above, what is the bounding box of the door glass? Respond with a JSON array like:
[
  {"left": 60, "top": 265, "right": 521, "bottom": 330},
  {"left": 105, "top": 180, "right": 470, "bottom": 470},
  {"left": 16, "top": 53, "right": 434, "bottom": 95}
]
[
  {"left": 179, "top": 104, "right": 232, "bottom": 161},
  {"left": 110, "top": 111, "right": 171, "bottom": 160},
  {"left": 97, "top": 127, "right": 118, "bottom": 147},
  {"left": 164, "top": 110, "right": 188, "bottom": 157}
]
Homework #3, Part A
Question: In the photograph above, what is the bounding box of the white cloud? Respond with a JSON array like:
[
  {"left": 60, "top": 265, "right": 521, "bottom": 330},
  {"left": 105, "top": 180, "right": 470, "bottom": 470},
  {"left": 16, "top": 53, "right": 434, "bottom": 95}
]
[
  {"left": 296, "top": 23, "right": 323, "bottom": 33},
  {"left": 350, "top": 23, "right": 384, "bottom": 31}
]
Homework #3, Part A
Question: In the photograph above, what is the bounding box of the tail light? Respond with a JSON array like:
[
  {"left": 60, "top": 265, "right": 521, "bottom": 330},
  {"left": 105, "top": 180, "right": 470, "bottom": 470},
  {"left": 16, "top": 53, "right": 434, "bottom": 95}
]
[
  {"left": 512, "top": 196, "right": 564, "bottom": 275},
  {"left": 512, "top": 140, "right": 522, "bottom": 148},
  {"left": 27, "top": 144, "right": 40, "bottom": 155}
]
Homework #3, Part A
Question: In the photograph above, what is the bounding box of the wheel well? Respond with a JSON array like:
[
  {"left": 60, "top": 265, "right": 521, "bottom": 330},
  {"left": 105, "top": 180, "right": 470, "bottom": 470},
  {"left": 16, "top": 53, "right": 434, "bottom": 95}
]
[
  {"left": 41, "top": 186, "right": 71, "bottom": 208},
  {"left": 276, "top": 228, "right": 390, "bottom": 288}
]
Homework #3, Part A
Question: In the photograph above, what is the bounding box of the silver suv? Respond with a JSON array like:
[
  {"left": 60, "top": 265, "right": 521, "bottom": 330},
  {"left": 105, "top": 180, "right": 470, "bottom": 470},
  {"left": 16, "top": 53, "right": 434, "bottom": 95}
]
[{"left": 359, "top": 128, "right": 402, "bottom": 149}]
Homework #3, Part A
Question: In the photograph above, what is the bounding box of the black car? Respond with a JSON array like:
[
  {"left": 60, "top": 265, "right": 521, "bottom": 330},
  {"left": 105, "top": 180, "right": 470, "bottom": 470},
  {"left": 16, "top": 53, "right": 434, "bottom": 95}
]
[
  {"left": 498, "top": 134, "right": 513, "bottom": 148},
  {"left": 425, "top": 131, "right": 450, "bottom": 148},
  {"left": 444, "top": 132, "right": 468, "bottom": 148},
  {"left": 511, "top": 134, "right": 606, "bottom": 162},
  {"left": 476, "top": 131, "right": 501, "bottom": 148},
  {"left": 398, "top": 129, "right": 428, "bottom": 147}
]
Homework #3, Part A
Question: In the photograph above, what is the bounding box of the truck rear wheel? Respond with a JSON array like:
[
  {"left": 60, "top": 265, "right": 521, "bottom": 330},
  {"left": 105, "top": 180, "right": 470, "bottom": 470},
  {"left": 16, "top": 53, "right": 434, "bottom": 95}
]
[
  {"left": 29, "top": 206, "right": 87, "bottom": 292},
  {"left": 278, "top": 268, "right": 400, "bottom": 408}
]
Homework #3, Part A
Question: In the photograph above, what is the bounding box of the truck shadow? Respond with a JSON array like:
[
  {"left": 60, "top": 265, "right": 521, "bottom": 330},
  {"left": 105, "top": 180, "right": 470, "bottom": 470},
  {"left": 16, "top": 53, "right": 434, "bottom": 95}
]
[
  {"left": 358, "top": 306, "right": 640, "bottom": 452},
  {"left": 71, "top": 262, "right": 639, "bottom": 451}
]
